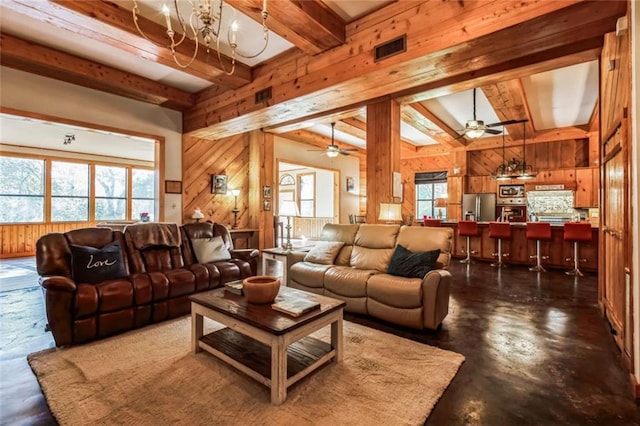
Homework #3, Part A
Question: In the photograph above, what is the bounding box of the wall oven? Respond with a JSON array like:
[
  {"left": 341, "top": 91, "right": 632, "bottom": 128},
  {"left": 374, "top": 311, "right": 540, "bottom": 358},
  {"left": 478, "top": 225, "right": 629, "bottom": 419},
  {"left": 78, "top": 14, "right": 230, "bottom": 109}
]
[{"left": 499, "top": 205, "right": 527, "bottom": 222}]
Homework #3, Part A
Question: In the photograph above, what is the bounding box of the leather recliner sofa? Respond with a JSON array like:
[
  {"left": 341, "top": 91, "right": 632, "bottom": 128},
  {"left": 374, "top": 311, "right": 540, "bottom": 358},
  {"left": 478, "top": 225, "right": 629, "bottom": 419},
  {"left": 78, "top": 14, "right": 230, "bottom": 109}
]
[
  {"left": 36, "top": 222, "right": 256, "bottom": 347},
  {"left": 289, "top": 223, "right": 453, "bottom": 330}
]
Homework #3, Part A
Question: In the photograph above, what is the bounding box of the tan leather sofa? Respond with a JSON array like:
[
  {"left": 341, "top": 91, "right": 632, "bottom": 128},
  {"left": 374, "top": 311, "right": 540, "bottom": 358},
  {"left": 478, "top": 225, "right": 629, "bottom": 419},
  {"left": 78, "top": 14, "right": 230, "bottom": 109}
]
[{"left": 289, "top": 223, "right": 453, "bottom": 330}]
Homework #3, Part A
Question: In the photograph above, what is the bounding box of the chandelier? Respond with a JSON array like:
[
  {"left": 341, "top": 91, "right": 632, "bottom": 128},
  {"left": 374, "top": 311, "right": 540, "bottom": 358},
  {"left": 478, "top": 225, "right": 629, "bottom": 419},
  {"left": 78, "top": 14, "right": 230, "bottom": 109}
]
[
  {"left": 492, "top": 121, "right": 537, "bottom": 180},
  {"left": 132, "top": 0, "right": 270, "bottom": 75}
]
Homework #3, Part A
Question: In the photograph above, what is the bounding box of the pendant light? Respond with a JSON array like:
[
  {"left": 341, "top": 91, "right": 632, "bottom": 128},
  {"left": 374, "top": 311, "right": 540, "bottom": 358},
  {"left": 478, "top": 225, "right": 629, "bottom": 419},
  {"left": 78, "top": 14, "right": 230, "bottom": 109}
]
[
  {"left": 516, "top": 121, "right": 537, "bottom": 180},
  {"left": 492, "top": 126, "right": 511, "bottom": 180}
]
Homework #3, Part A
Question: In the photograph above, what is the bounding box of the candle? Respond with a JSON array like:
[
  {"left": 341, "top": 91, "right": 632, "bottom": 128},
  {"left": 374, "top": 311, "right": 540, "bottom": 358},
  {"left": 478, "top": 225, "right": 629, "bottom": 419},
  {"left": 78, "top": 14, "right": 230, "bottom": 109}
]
[
  {"left": 263, "top": 0, "right": 267, "bottom": 12},
  {"left": 230, "top": 21, "right": 238, "bottom": 45},
  {"left": 162, "top": 5, "right": 172, "bottom": 32}
]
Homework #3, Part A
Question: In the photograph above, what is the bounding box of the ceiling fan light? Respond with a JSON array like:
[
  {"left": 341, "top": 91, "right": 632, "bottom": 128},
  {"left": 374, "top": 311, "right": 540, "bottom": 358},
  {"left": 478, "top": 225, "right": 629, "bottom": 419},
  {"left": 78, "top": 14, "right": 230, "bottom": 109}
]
[
  {"left": 466, "top": 128, "right": 485, "bottom": 138},
  {"left": 326, "top": 150, "right": 339, "bottom": 158}
]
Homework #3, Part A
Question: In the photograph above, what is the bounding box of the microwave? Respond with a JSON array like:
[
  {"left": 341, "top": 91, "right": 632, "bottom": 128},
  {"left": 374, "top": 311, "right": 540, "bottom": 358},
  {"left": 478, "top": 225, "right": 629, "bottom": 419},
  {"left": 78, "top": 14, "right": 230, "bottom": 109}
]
[{"left": 498, "top": 184, "right": 526, "bottom": 205}]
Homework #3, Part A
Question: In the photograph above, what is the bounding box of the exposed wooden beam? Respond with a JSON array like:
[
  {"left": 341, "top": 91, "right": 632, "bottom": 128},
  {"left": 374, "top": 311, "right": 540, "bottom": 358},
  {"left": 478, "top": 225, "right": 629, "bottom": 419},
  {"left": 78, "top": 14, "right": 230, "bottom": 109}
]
[
  {"left": 342, "top": 117, "right": 366, "bottom": 132},
  {"left": 406, "top": 103, "right": 464, "bottom": 148},
  {"left": 462, "top": 127, "right": 590, "bottom": 151},
  {"left": 185, "top": 1, "right": 621, "bottom": 139},
  {"left": 334, "top": 121, "right": 365, "bottom": 141},
  {"left": 0, "top": 33, "right": 194, "bottom": 110},
  {"left": 263, "top": 107, "right": 364, "bottom": 134},
  {"left": 515, "top": 78, "right": 536, "bottom": 132},
  {"left": 4, "top": 0, "right": 251, "bottom": 88},
  {"left": 402, "top": 144, "right": 451, "bottom": 159},
  {"left": 226, "top": 0, "right": 345, "bottom": 55},
  {"left": 401, "top": 105, "right": 454, "bottom": 148},
  {"left": 481, "top": 79, "right": 534, "bottom": 140}
]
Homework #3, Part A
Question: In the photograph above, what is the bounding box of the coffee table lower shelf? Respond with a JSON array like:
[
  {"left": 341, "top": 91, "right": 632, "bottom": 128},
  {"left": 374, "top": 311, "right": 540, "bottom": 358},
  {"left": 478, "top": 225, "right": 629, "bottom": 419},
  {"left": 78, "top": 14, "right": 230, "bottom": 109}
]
[{"left": 199, "top": 328, "right": 335, "bottom": 395}]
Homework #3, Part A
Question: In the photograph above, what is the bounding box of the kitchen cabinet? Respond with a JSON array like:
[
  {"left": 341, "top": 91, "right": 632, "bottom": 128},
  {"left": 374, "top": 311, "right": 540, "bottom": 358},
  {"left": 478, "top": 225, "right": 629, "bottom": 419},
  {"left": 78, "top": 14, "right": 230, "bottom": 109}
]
[{"left": 575, "top": 167, "right": 599, "bottom": 208}]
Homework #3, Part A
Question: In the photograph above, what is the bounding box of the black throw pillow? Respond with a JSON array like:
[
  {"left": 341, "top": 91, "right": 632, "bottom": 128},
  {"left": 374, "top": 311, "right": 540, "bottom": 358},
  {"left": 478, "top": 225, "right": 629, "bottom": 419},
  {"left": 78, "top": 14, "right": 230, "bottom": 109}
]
[
  {"left": 387, "top": 245, "right": 440, "bottom": 279},
  {"left": 70, "top": 241, "right": 127, "bottom": 284}
]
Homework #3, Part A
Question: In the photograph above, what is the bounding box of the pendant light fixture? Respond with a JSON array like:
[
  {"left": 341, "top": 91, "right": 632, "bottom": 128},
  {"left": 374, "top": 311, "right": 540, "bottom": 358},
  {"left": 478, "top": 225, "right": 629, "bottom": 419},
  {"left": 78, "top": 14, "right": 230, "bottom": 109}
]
[
  {"left": 516, "top": 121, "right": 537, "bottom": 180},
  {"left": 491, "top": 121, "right": 537, "bottom": 180}
]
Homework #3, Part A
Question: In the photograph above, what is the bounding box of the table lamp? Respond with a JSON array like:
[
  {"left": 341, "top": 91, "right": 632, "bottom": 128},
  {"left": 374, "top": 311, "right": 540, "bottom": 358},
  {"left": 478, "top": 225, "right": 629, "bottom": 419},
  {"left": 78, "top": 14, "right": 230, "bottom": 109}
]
[
  {"left": 279, "top": 200, "right": 299, "bottom": 250},
  {"left": 434, "top": 197, "right": 447, "bottom": 219},
  {"left": 230, "top": 188, "right": 240, "bottom": 229},
  {"left": 192, "top": 208, "right": 204, "bottom": 222},
  {"left": 378, "top": 203, "right": 402, "bottom": 224}
]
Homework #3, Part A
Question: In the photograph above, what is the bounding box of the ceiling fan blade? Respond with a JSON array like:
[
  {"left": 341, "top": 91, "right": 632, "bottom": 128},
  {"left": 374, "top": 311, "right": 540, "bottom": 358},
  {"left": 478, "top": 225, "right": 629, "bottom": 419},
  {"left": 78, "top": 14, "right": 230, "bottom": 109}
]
[
  {"left": 307, "top": 149, "right": 328, "bottom": 152},
  {"left": 484, "top": 128, "right": 503, "bottom": 135},
  {"left": 486, "top": 119, "right": 528, "bottom": 128},
  {"left": 339, "top": 151, "right": 351, "bottom": 156},
  {"left": 454, "top": 132, "right": 468, "bottom": 140},
  {"left": 341, "top": 148, "right": 358, "bottom": 152}
]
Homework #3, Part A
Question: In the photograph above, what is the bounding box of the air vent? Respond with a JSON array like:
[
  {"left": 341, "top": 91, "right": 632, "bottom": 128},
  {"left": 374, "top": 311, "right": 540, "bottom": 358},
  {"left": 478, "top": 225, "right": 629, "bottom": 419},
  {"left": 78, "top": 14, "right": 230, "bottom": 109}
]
[
  {"left": 374, "top": 35, "right": 406, "bottom": 62},
  {"left": 255, "top": 87, "right": 272, "bottom": 104}
]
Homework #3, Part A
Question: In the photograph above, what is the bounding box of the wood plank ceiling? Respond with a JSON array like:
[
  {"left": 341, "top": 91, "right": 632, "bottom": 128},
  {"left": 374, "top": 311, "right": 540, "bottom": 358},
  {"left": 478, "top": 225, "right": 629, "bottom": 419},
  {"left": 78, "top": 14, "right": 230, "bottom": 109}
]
[{"left": 0, "top": 0, "right": 626, "bottom": 155}]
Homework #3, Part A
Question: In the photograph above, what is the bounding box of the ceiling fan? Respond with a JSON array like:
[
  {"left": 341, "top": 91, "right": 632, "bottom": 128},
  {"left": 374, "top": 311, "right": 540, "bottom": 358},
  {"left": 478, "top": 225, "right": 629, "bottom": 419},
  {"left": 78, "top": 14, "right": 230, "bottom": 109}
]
[
  {"left": 308, "top": 122, "right": 358, "bottom": 157},
  {"left": 456, "top": 88, "right": 528, "bottom": 139}
]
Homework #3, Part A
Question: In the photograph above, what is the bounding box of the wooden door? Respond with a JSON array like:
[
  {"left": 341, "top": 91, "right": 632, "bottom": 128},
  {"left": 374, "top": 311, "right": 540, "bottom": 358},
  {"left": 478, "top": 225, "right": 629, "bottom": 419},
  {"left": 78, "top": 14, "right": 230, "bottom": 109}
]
[{"left": 601, "top": 128, "right": 627, "bottom": 356}]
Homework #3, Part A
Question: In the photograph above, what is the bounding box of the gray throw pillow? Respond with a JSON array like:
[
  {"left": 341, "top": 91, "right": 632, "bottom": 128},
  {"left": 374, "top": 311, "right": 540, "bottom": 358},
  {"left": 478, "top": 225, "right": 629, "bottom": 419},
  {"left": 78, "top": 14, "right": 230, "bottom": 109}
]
[
  {"left": 191, "top": 236, "right": 231, "bottom": 263},
  {"left": 304, "top": 241, "right": 345, "bottom": 265}
]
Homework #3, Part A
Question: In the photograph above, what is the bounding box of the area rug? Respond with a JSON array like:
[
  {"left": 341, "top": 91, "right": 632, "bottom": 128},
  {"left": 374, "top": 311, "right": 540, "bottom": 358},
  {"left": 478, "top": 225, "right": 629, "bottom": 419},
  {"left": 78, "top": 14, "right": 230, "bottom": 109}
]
[{"left": 28, "top": 317, "right": 464, "bottom": 425}]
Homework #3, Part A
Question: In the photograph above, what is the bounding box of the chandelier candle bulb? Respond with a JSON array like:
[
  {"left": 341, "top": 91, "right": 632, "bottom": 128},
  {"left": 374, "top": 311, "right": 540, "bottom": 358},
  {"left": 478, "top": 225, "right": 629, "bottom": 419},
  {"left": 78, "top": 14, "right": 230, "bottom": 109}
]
[{"left": 162, "top": 5, "right": 172, "bottom": 32}]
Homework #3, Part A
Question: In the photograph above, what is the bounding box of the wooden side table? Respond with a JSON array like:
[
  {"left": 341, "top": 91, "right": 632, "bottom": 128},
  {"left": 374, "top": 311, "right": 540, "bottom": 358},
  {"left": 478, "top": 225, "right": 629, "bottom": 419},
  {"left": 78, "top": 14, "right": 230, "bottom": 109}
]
[
  {"left": 229, "top": 228, "right": 258, "bottom": 249},
  {"left": 261, "top": 248, "right": 291, "bottom": 286}
]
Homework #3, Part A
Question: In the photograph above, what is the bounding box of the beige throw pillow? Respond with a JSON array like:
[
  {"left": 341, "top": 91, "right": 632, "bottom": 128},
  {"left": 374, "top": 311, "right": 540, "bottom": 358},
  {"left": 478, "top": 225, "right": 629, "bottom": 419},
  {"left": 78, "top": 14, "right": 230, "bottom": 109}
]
[
  {"left": 304, "top": 241, "right": 345, "bottom": 265},
  {"left": 191, "top": 236, "right": 231, "bottom": 263}
]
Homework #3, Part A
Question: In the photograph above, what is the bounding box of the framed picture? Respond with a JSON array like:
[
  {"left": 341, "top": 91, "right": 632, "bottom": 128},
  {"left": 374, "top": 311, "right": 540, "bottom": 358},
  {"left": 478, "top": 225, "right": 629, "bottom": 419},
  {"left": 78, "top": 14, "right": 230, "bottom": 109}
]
[
  {"left": 346, "top": 176, "right": 355, "bottom": 193},
  {"left": 392, "top": 171, "right": 402, "bottom": 198},
  {"left": 212, "top": 175, "right": 227, "bottom": 194},
  {"left": 165, "top": 180, "right": 182, "bottom": 194},
  {"left": 263, "top": 199, "right": 271, "bottom": 211},
  {"left": 263, "top": 185, "right": 272, "bottom": 199}
]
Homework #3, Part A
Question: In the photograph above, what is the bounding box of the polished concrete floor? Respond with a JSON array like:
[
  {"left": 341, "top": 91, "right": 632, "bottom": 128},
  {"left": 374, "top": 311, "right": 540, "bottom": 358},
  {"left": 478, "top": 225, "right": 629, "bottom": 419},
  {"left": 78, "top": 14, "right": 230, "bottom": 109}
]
[{"left": 1, "top": 257, "right": 638, "bottom": 425}]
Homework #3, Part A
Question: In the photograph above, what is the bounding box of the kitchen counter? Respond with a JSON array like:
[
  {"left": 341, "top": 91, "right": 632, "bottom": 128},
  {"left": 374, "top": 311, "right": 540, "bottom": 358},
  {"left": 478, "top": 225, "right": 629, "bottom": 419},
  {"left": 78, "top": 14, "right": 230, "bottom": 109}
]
[
  {"left": 441, "top": 220, "right": 599, "bottom": 229},
  {"left": 441, "top": 221, "right": 598, "bottom": 272}
]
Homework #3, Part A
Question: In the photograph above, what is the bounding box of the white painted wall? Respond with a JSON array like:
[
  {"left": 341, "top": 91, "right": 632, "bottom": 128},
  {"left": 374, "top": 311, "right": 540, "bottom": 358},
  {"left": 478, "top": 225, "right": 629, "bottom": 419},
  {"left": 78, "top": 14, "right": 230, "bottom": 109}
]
[
  {"left": 274, "top": 135, "right": 360, "bottom": 224},
  {"left": 278, "top": 167, "right": 335, "bottom": 217},
  {"left": 0, "top": 66, "right": 183, "bottom": 223}
]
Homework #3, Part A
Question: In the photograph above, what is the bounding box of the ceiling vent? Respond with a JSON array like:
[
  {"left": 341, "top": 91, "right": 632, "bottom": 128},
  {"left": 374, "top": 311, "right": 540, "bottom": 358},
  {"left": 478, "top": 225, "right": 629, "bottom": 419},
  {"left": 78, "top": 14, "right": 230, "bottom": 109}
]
[
  {"left": 255, "top": 87, "right": 272, "bottom": 104},
  {"left": 374, "top": 35, "right": 406, "bottom": 62}
]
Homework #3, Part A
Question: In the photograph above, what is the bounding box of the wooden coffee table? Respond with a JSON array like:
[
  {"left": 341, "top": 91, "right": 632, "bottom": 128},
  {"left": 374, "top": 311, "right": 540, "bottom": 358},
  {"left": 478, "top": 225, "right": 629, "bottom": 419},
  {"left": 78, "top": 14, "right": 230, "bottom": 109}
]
[{"left": 190, "top": 286, "right": 346, "bottom": 405}]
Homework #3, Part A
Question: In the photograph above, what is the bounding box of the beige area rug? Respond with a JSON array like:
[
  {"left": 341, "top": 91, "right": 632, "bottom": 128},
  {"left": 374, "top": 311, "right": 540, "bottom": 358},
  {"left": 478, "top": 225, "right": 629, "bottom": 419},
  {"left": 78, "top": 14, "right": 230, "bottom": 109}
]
[{"left": 28, "top": 317, "right": 464, "bottom": 426}]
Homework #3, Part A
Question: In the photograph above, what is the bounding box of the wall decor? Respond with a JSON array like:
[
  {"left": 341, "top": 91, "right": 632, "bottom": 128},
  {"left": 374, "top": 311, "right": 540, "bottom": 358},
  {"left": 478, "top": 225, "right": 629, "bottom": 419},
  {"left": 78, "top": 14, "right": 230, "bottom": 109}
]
[
  {"left": 263, "top": 185, "right": 272, "bottom": 199},
  {"left": 346, "top": 176, "right": 355, "bottom": 193},
  {"left": 263, "top": 199, "right": 271, "bottom": 211},
  {"left": 393, "top": 172, "right": 402, "bottom": 199},
  {"left": 165, "top": 180, "right": 182, "bottom": 194},
  {"left": 212, "top": 175, "right": 228, "bottom": 194}
]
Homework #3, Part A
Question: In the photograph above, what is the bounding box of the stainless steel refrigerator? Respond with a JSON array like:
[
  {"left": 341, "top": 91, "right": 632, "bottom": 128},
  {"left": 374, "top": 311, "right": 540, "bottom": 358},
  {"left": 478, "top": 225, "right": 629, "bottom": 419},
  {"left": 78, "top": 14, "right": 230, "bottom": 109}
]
[{"left": 462, "top": 193, "right": 497, "bottom": 222}]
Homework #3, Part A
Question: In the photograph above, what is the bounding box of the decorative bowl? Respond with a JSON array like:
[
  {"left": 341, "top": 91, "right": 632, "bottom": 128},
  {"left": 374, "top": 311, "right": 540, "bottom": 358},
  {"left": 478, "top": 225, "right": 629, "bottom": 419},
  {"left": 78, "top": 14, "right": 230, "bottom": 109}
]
[{"left": 242, "top": 275, "right": 281, "bottom": 304}]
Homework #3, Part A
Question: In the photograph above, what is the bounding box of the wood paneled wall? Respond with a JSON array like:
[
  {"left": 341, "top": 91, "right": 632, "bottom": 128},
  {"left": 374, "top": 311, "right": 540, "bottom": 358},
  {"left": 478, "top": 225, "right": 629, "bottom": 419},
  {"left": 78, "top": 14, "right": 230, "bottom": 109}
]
[
  {"left": 0, "top": 221, "right": 97, "bottom": 258},
  {"left": 183, "top": 134, "right": 251, "bottom": 229},
  {"left": 601, "top": 31, "right": 630, "bottom": 138},
  {"left": 400, "top": 154, "right": 451, "bottom": 220}
]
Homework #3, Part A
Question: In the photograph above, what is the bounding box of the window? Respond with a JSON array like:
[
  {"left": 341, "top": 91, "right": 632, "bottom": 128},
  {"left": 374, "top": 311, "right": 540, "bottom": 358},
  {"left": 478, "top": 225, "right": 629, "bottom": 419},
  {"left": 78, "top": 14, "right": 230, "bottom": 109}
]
[
  {"left": 51, "top": 161, "right": 89, "bottom": 222},
  {"left": 0, "top": 157, "right": 45, "bottom": 223},
  {"left": 131, "top": 168, "right": 155, "bottom": 221},
  {"left": 95, "top": 165, "right": 127, "bottom": 221},
  {"left": 415, "top": 171, "right": 448, "bottom": 220},
  {"left": 298, "top": 173, "right": 315, "bottom": 217}
]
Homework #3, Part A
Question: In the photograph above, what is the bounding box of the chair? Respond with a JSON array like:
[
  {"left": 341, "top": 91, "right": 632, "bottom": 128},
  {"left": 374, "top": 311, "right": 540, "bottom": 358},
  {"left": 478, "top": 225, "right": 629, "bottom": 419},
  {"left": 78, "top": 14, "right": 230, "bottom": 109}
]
[
  {"left": 489, "top": 222, "right": 511, "bottom": 268},
  {"left": 563, "top": 222, "right": 593, "bottom": 276},
  {"left": 526, "top": 222, "right": 552, "bottom": 272},
  {"left": 424, "top": 218, "right": 442, "bottom": 227},
  {"left": 458, "top": 220, "right": 478, "bottom": 264}
]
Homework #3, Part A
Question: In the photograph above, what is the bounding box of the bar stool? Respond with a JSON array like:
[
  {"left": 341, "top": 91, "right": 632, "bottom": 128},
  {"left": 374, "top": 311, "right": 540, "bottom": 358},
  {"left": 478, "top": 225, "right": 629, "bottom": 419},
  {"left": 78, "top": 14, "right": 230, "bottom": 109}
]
[
  {"left": 458, "top": 220, "right": 478, "bottom": 263},
  {"left": 489, "top": 222, "right": 511, "bottom": 268},
  {"left": 563, "top": 222, "right": 593, "bottom": 276},
  {"left": 424, "top": 218, "right": 442, "bottom": 227},
  {"left": 526, "top": 222, "right": 552, "bottom": 272}
]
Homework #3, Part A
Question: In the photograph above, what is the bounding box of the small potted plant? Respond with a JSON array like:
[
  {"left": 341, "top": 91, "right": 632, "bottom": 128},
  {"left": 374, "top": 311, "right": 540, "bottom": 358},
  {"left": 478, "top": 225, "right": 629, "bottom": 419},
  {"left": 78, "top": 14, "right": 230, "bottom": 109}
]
[{"left": 140, "top": 212, "right": 150, "bottom": 222}]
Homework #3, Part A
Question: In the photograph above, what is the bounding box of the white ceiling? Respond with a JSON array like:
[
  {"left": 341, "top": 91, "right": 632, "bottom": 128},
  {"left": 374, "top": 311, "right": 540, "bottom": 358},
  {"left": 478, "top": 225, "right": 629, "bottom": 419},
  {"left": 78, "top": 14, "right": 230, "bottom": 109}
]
[{"left": 0, "top": 1, "right": 600, "bottom": 156}]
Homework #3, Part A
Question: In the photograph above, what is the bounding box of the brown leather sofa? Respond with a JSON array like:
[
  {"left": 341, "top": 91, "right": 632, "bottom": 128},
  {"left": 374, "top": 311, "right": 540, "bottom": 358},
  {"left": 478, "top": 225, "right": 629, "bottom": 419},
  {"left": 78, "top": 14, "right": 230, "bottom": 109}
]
[
  {"left": 36, "top": 222, "right": 256, "bottom": 347},
  {"left": 289, "top": 224, "right": 453, "bottom": 330}
]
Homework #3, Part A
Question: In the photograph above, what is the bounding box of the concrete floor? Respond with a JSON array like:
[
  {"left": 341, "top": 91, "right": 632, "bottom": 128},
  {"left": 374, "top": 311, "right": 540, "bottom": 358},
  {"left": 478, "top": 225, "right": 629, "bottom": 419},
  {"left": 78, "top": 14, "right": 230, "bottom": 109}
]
[{"left": 0, "top": 257, "right": 638, "bottom": 425}]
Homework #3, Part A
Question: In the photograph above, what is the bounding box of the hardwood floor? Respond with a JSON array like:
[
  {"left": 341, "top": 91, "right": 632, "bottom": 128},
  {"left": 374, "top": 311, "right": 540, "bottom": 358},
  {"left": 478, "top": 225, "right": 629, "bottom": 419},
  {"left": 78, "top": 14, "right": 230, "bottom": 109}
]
[{"left": 1, "top": 257, "right": 638, "bottom": 425}]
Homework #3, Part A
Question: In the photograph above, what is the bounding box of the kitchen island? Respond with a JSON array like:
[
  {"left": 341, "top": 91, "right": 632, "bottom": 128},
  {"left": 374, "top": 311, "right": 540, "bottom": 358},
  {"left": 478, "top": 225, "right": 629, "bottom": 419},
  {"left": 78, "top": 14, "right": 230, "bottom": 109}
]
[{"left": 441, "top": 221, "right": 598, "bottom": 273}]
